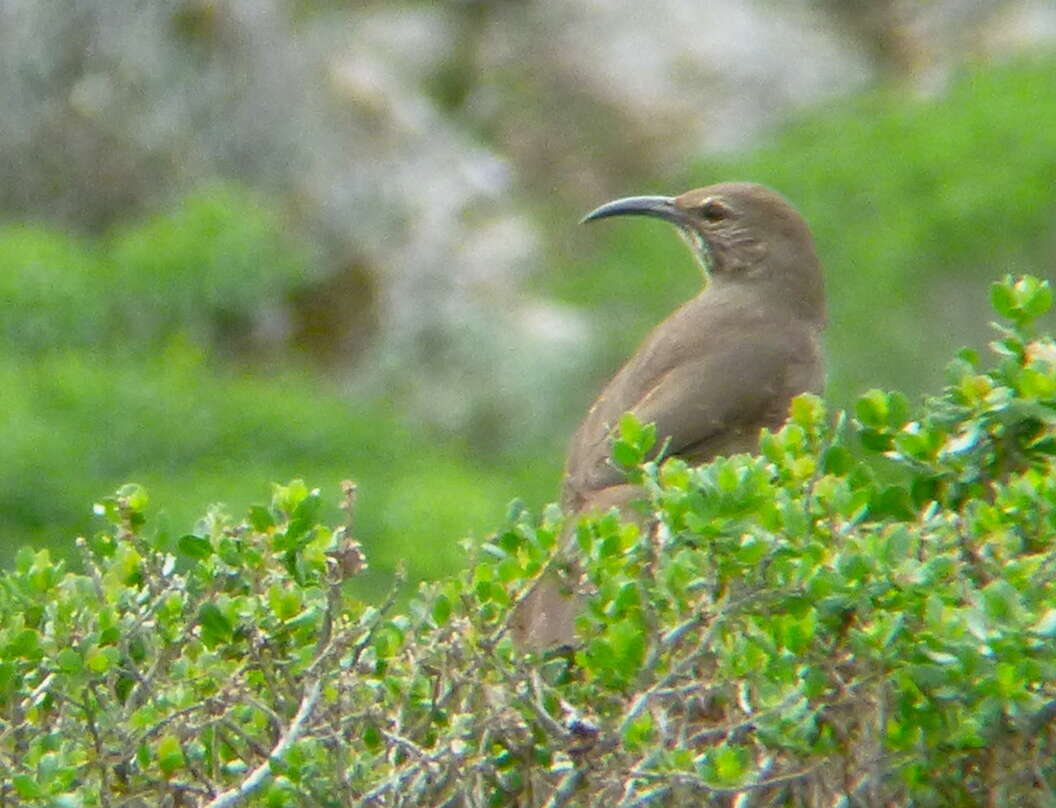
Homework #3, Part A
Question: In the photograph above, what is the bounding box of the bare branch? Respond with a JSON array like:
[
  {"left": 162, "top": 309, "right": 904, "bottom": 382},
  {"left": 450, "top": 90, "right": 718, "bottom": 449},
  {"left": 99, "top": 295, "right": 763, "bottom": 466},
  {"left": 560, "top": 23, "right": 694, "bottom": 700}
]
[{"left": 203, "top": 676, "right": 322, "bottom": 808}]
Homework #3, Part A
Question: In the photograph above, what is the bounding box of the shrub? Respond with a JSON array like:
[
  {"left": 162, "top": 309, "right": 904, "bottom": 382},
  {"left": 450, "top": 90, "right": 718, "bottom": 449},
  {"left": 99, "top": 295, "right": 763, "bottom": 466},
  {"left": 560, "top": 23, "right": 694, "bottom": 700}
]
[
  {"left": 107, "top": 183, "right": 316, "bottom": 348},
  {"left": 0, "top": 226, "right": 107, "bottom": 354},
  {"left": 2, "top": 274, "right": 1055, "bottom": 806},
  {"left": 0, "top": 183, "right": 314, "bottom": 359}
]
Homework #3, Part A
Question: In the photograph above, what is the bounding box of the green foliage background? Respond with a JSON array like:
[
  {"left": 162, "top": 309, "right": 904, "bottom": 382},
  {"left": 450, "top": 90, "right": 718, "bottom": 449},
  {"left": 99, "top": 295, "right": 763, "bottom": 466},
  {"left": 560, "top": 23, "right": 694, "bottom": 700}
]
[{"left": 2, "top": 54, "right": 1055, "bottom": 594}]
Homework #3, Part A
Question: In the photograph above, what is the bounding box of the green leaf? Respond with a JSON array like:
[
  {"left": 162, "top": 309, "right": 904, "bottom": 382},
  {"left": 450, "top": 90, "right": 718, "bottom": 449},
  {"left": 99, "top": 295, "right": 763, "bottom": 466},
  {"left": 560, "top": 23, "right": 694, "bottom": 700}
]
[
  {"left": 872, "top": 486, "right": 915, "bottom": 520},
  {"left": 86, "top": 645, "right": 116, "bottom": 674},
  {"left": 248, "top": 505, "right": 275, "bottom": 531},
  {"left": 991, "top": 277, "right": 1016, "bottom": 319},
  {"left": 9, "top": 628, "right": 42, "bottom": 660},
  {"left": 703, "top": 743, "right": 751, "bottom": 786},
  {"left": 12, "top": 775, "right": 45, "bottom": 799},
  {"left": 1023, "top": 280, "right": 1052, "bottom": 318},
  {"left": 271, "top": 479, "right": 310, "bottom": 514},
  {"left": 858, "top": 428, "right": 892, "bottom": 452},
  {"left": 117, "top": 483, "right": 149, "bottom": 512},
  {"left": 882, "top": 526, "right": 913, "bottom": 566},
  {"left": 612, "top": 581, "right": 639, "bottom": 613},
  {"left": 275, "top": 517, "right": 313, "bottom": 551},
  {"left": 497, "top": 556, "right": 522, "bottom": 583},
  {"left": 618, "top": 412, "right": 655, "bottom": 456},
  {"left": 887, "top": 391, "right": 910, "bottom": 425},
  {"left": 432, "top": 593, "right": 452, "bottom": 626},
  {"left": 790, "top": 393, "right": 825, "bottom": 429},
  {"left": 197, "top": 603, "right": 234, "bottom": 647},
  {"left": 855, "top": 389, "right": 889, "bottom": 427},
  {"left": 268, "top": 585, "right": 303, "bottom": 620},
  {"left": 1016, "top": 367, "right": 1056, "bottom": 399},
  {"left": 157, "top": 734, "right": 185, "bottom": 776},
  {"left": 363, "top": 724, "right": 382, "bottom": 752},
  {"left": 292, "top": 489, "right": 323, "bottom": 524},
  {"left": 618, "top": 412, "right": 642, "bottom": 444},
  {"left": 373, "top": 623, "right": 404, "bottom": 659},
  {"left": 640, "top": 422, "right": 657, "bottom": 454},
  {"left": 608, "top": 618, "right": 646, "bottom": 671},
  {"left": 736, "top": 535, "right": 768, "bottom": 565},
  {"left": 178, "top": 533, "right": 212, "bottom": 559},
  {"left": 14, "top": 545, "right": 35, "bottom": 574},
  {"left": 980, "top": 580, "right": 1021, "bottom": 623},
  {"left": 622, "top": 712, "right": 654, "bottom": 751},
  {"left": 612, "top": 439, "right": 640, "bottom": 468},
  {"left": 821, "top": 445, "right": 852, "bottom": 475},
  {"left": 56, "top": 648, "right": 83, "bottom": 674}
]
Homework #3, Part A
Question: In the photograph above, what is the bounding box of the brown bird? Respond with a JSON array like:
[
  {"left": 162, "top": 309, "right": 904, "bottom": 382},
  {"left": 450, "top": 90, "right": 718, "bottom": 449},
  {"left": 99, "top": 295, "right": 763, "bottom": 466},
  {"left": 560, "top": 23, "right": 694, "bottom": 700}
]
[{"left": 512, "top": 182, "right": 826, "bottom": 650}]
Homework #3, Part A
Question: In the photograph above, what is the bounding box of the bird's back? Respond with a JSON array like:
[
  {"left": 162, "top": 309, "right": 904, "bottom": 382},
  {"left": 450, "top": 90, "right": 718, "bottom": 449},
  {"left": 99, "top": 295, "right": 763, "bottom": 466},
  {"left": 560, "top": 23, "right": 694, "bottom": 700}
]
[{"left": 562, "top": 287, "right": 823, "bottom": 513}]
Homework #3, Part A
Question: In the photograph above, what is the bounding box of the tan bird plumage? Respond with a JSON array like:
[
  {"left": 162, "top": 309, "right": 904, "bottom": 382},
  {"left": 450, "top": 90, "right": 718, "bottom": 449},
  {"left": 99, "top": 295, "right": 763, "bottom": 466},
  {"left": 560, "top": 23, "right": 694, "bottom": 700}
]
[{"left": 512, "top": 182, "right": 826, "bottom": 651}]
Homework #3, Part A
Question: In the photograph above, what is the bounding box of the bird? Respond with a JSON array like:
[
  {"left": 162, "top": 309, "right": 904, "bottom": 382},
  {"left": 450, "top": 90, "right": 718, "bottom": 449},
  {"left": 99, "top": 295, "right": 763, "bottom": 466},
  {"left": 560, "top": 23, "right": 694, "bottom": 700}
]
[{"left": 511, "top": 182, "right": 826, "bottom": 651}]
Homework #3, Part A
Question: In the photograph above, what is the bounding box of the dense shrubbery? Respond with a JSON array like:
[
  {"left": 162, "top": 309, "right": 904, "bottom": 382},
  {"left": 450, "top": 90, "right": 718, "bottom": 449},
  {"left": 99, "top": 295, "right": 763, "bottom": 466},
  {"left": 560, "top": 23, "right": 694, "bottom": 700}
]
[{"left": 3, "top": 275, "right": 1055, "bottom": 806}]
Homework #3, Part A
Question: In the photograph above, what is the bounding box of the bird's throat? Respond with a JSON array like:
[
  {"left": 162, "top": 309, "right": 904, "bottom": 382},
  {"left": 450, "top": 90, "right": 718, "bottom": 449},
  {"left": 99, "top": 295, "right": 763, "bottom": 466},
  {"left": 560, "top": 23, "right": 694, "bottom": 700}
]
[{"left": 678, "top": 227, "right": 715, "bottom": 281}]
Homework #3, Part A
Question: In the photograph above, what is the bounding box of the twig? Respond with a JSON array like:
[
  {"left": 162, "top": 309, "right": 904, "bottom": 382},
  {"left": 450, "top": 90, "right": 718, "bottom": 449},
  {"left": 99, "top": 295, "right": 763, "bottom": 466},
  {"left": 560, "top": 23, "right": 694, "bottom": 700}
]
[
  {"left": 618, "top": 610, "right": 719, "bottom": 737},
  {"left": 75, "top": 537, "right": 106, "bottom": 601},
  {"left": 133, "top": 694, "right": 229, "bottom": 747},
  {"left": 355, "top": 756, "right": 432, "bottom": 806},
  {"left": 486, "top": 657, "right": 567, "bottom": 741},
  {"left": 1028, "top": 698, "right": 1056, "bottom": 735},
  {"left": 482, "top": 540, "right": 572, "bottom": 651},
  {"left": 627, "top": 764, "right": 818, "bottom": 797},
  {"left": 641, "top": 612, "right": 707, "bottom": 682},
  {"left": 684, "top": 692, "right": 804, "bottom": 747},
  {"left": 349, "top": 564, "right": 406, "bottom": 669},
  {"left": 125, "top": 643, "right": 182, "bottom": 712},
  {"left": 380, "top": 729, "right": 430, "bottom": 761},
  {"left": 203, "top": 676, "right": 322, "bottom": 808},
  {"left": 217, "top": 720, "right": 271, "bottom": 760},
  {"left": 617, "top": 785, "right": 672, "bottom": 808},
  {"left": 618, "top": 586, "right": 790, "bottom": 739},
  {"left": 23, "top": 672, "right": 55, "bottom": 713},
  {"left": 540, "top": 768, "right": 583, "bottom": 808},
  {"left": 84, "top": 683, "right": 111, "bottom": 808}
]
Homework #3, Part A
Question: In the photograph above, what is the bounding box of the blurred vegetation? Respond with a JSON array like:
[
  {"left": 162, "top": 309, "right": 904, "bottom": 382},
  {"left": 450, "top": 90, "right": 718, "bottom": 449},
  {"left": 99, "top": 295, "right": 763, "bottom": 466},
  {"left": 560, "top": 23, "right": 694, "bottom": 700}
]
[
  {"left": 2, "top": 53, "right": 1055, "bottom": 593},
  {"left": 107, "top": 185, "right": 317, "bottom": 350},
  {"left": 0, "top": 184, "right": 555, "bottom": 594},
  {"left": 0, "top": 184, "right": 312, "bottom": 356},
  {"left": 0, "top": 351, "right": 551, "bottom": 597}
]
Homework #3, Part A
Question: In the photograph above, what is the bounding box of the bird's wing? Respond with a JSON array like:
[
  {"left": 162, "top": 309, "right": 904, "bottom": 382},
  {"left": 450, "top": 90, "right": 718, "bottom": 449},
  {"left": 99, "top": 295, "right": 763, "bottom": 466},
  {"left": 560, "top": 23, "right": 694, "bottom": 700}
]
[
  {"left": 563, "top": 331, "right": 803, "bottom": 508},
  {"left": 632, "top": 340, "right": 789, "bottom": 455}
]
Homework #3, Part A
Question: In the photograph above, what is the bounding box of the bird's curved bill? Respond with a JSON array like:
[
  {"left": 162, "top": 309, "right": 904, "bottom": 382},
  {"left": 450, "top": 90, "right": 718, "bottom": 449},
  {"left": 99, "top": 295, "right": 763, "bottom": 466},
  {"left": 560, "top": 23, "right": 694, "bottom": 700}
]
[{"left": 580, "top": 195, "right": 688, "bottom": 227}]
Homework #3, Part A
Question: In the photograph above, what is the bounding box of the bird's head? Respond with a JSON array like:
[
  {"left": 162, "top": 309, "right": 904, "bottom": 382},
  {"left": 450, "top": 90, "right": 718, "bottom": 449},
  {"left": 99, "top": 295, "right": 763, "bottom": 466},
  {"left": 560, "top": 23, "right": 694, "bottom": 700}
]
[{"left": 581, "top": 182, "right": 824, "bottom": 319}]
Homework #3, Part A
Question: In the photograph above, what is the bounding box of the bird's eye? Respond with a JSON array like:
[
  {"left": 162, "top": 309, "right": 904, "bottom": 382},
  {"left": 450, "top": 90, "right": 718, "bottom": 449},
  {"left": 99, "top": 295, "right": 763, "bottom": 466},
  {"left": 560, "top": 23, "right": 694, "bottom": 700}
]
[{"left": 699, "top": 200, "right": 729, "bottom": 222}]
